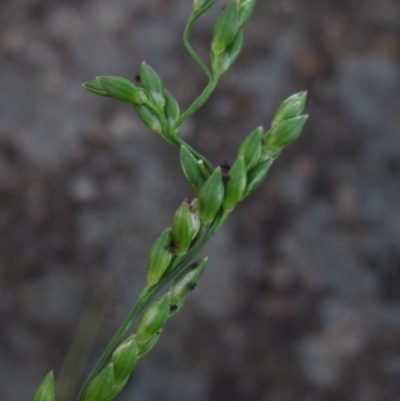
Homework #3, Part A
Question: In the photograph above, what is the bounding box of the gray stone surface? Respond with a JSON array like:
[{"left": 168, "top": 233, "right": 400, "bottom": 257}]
[{"left": 0, "top": 0, "right": 400, "bottom": 400}]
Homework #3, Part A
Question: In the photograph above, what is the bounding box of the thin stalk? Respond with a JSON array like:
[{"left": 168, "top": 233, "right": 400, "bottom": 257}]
[
  {"left": 173, "top": 76, "right": 218, "bottom": 130},
  {"left": 174, "top": 7, "right": 222, "bottom": 131},
  {"left": 76, "top": 211, "right": 226, "bottom": 401},
  {"left": 183, "top": 11, "right": 212, "bottom": 81}
]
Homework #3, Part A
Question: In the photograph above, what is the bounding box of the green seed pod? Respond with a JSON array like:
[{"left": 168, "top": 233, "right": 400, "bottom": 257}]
[
  {"left": 171, "top": 200, "right": 201, "bottom": 256},
  {"left": 263, "top": 115, "right": 308, "bottom": 151},
  {"left": 237, "top": 0, "right": 258, "bottom": 27},
  {"left": 222, "top": 156, "right": 247, "bottom": 212},
  {"left": 84, "top": 364, "right": 114, "bottom": 401},
  {"left": 134, "top": 103, "right": 163, "bottom": 135},
  {"left": 147, "top": 228, "right": 174, "bottom": 285},
  {"left": 236, "top": 126, "right": 263, "bottom": 170},
  {"left": 198, "top": 167, "right": 224, "bottom": 225},
  {"left": 136, "top": 293, "right": 171, "bottom": 344},
  {"left": 244, "top": 158, "right": 273, "bottom": 197},
  {"left": 164, "top": 90, "right": 180, "bottom": 127},
  {"left": 169, "top": 257, "right": 208, "bottom": 316},
  {"left": 32, "top": 371, "right": 55, "bottom": 401},
  {"left": 213, "top": 30, "right": 243, "bottom": 75},
  {"left": 82, "top": 79, "right": 111, "bottom": 97},
  {"left": 137, "top": 331, "right": 161, "bottom": 358},
  {"left": 180, "top": 146, "right": 206, "bottom": 194},
  {"left": 140, "top": 62, "right": 166, "bottom": 111},
  {"left": 272, "top": 91, "right": 307, "bottom": 127},
  {"left": 96, "top": 76, "right": 148, "bottom": 104},
  {"left": 112, "top": 335, "right": 138, "bottom": 389},
  {"left": 211, "top": 1, "right": 240, "bottom": 55}
]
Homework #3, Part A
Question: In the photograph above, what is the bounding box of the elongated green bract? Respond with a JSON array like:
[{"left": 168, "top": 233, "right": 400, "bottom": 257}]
[
  {"left": 223, "top": 156, "right": 247, "bottom": 212},
  {"left": 171, "top": 201, "right": 201, "bottom": 255},
  {"left": 169, "top": 258, "right": 208, "bottom": 315},
  {"left": 136, "top": 293, "right": 171, "bottom": 344},
  {"left": 32, "top": 372, "right": 55, "bottom": 401},
  {"left": 84, "top": 365, "right": 114, "bottom": 401},
  {"left": 112, "top": 336, "right": 138, "bottom": 387},
  {"left": 212, "top": 1, "right": 240, "bottom": 55},
  {"left": 147, "top": 229, "right": 174, "bottom": 285},
  {"left": 140, "top": 62, "right": 166, "bottom": 110},
  {"left": 180, "top": 146, "right": 206, "bottom": 193},
  {"left": 96, "top": 76, "right": 148, "bottom": 104},
  {"left": 198, "top": 167, "right": 224, "bottom": 225},
  {"left": 237, "top": 126, "right": 263, "bottom": 170}
]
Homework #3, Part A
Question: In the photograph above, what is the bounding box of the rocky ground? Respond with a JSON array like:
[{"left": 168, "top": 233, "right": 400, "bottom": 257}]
[{"left": 0, "top": 0, "right": 400, "bottom": 400}]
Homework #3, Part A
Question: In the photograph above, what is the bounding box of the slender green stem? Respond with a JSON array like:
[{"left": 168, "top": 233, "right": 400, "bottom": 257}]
[
  {"left": 76, "top": 6, "right": 230, "bottom": 397},
  {"left": 183, "top": 12, "right": 212, "bottom": 81},
  {"left": 75, "top": 286, "right": 151, "bottom": 401},
  {"left": 173, "top": 76, "right": 219, "bottom": 130},
  {"left": 174, "top": 7, "right": 223, "bottom": 131},
  {"left": 76, "top": 211, "right": 226, "bottom": 401}
]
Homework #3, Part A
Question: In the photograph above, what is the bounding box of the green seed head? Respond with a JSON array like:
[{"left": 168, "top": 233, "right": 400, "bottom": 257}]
[
  {"left": 213, "top": 30, "right": 243, "bottom": 75},
  {"left": 137, "top": 331, "right": 162, "bottom": 358},
  {"left": 82, "top": 79, "right": 111, "bottom": 97},
  {"left": 171, "top": 200, "right": 201, "bottom": 256},
  {"left": 180, "top": 146, "right": 206, "bottom": 194},
  {"left": 111, "top": 336, "right": 138, "bottom": 389},
  {"left": 134, "top": 103, "right": 163, "bottom": 135},
  {"left": 164, "top": 90, "right": 180, "bottom": 127},
  {"left": 32, "top": 371, "right": 55, "bottom": 401},
  {"left": 73, "top": 5, "right": 308, "bottom": 400},
  {"left": 222, "top": 156, "right": 247, "bottom": 212},
  {"left": 263, "top": 115, "right": 308, "bottom": 151},
  {"left": 169, "top": 257, "right": 208, "bottom": 316},
  {"left": 236, "top": 126, "right": 263, "bottom": 170},
  {"left": 136, "top": 293, "right": 171, "bottom": 344},
  {"left": 96, "top": 76, "right": 148, "bottom": 104},
  {"left": 140, "top": 62, "right": 166, "bottom": 111},
  {"left": 236, "top": 0, "right": 258, "bottom": 27},
  {"left": 211, "top": 1, "right": 240, "bottom": 55},
  {"left": 244, "top": 158, "right": 273, "bottom": 197},
  {"left": 84, "top": 365, "right": 114, "bottom": 401},
  {"left": 198, "top": 167, "right": 224, "bottom": 225},
  {"left": 146, "top": 228, "right": 174, "bottom": 285},
  {"left": 272, "top": 91, "right": 307, "bottom": 127}
]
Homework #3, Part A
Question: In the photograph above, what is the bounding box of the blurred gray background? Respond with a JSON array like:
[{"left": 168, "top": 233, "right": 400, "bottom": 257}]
[{"left": 1, "top": 0, "right": 400, "bottom": 400}]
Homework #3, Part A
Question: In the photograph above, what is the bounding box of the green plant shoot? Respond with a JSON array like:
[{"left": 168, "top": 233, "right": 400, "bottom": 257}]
[{"left": 31, "top": 1, "right": 308, "bottom": 400}]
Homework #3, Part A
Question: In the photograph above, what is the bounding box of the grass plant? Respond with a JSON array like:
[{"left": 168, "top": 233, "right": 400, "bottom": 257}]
[{"left": 32, "top": 1, "right": 307, "bottom": 400}]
